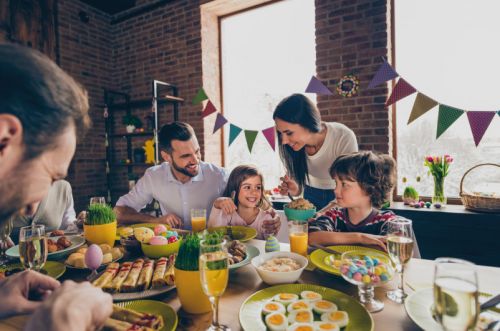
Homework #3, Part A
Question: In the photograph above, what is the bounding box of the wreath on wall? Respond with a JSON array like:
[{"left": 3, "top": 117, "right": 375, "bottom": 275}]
[{"left": 336, "top": 74, "right": 360, "bottom": 97}]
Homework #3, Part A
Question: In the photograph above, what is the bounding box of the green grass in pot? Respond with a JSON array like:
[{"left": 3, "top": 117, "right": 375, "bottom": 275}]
[
  {"left": 85, "top": 204, "right": 116, "bottom": 225},
  {"left": 174, "top": 234, "right": 201, "bottom": 271}
]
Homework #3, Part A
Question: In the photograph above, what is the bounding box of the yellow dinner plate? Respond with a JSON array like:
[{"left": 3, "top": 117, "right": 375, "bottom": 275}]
[
  {"left": 116, "top": 300, "right": 178, "bottom": 331},
  {"left": 310, "top": 245, "right": 389, "bottom": 277}
]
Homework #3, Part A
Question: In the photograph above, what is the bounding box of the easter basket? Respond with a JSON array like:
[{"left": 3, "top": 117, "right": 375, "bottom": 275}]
[{"left": 459, "top": 163, "right": 500, "bottom": 213}]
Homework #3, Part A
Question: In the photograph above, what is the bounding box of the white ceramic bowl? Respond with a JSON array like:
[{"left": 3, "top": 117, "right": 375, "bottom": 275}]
[{"left": 251, "top": 251, "right": 308, "bottom": 285}]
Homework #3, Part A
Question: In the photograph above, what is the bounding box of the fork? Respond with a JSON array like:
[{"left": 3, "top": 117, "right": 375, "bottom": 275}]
[{"left": 227, "top": 191, "right": 236, "bottom": 240}]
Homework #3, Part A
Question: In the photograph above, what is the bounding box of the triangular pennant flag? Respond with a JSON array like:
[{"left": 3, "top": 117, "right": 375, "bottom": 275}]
[
  {"left": 201, "top": 100, "right": 217, "bottom": 118},
  {"left": 467, "top": 111, "right": 495, "bottom": 146},
  {"left": 385, "top": 78, "right": 416, "bottom": 106},
  {"left": 228, "top": 124, "right": 242, "bottom": 146},
  {"left": 436, "top": 105, "right": 465, "bottom": 139},
  {"left": 368, "top": 61, "right": 399, "bottom": 89},
  {"left": 497, "top": 110, "right": 500, "bottom": 117},
  {"left": 192, "top": 88, "right": 208, "bottom": 105},
  {"left": 244, "top": 130, "right": 258, "bottom": 153},
  {"left": 213, "top": 113, "right": 228, "bottom": 133},
  {"left": 305, "top": 76, "right": 333, "bottom": 95},
  {"left": 262, "top": 127, "right": 276, "bottom": 151},
  {"left": 408, "top": 93, "right": 438, "bottom": 124}
]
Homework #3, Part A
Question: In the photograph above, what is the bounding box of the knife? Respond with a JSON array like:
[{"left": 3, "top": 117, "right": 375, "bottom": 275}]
[
  {"left": 309, "top": 243, "right": 342, "bottom": 255},
  {"left": 481, "top": 293, "right": 500, "bottom": 311}
]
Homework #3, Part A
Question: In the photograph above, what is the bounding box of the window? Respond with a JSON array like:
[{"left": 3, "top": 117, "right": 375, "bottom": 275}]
[
  {"left": 220, "top": 0, "right": 315, "bottom": 189},
  {"left": 394, "top": 0, "right": 500, "bottom": 198}
]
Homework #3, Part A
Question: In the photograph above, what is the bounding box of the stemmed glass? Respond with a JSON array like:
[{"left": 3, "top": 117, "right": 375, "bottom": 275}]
[
  {"left": 433, "top": 258, "right": 479, "bottom": 331},
  {"left": 19, "top": 224, "right": 48, "bottom": 272},
  {"left": 199, "top": 239, "right": 230, "bottom": 330},
  {"left": 90, "top": 196, "right": 106, "bottom": 205},
  {"left": 385, "top": 218, "right": 414, "bottom": 303},
  {"left": 0, "top": 218, "right": 14, "bottom": 265}
]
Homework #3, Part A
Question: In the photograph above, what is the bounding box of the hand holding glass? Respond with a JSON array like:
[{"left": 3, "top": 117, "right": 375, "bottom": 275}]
[
  {"left": 199, "top": 239, "right": 229, "bottom": 331},
  {"left": 19, "top": 225, "right": 48, "bottom": 272},
  {"left": 434, "top": 258, "right": 478, "bottom": 331},
  {"left": 385, "top": 218, "right": 414, "bottom": 303},
  {"left": 0, "top": 219, "right": 13, "bottom": 265}
]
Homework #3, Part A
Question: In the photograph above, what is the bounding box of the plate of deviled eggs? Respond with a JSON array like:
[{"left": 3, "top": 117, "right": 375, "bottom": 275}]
[{"left": 239, "top": 284, "right": 373, "bottom": 331}]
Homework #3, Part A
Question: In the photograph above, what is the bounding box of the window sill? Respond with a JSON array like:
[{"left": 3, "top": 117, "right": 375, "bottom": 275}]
[{"left": 389, "top": 201, "right": 500, "bottom": 217}]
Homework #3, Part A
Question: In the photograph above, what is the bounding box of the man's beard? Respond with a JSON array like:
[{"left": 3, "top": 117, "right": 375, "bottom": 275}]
[
  {"left": 0, "top": 175, "right": 27, "bottom": 225},
  {"left": 171, "top": 159, "right": 198, "bottom": 178}
]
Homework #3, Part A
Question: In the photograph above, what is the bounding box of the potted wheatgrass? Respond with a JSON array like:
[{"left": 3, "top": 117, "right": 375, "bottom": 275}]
[{"left": 83, "top": 204, "right": 117, "bottom": 247}]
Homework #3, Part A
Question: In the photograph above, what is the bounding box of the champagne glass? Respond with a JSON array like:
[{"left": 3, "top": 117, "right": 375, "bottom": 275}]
[
  {"left": 199, "top": 239, "right": 229, "bottom": 331},
  {"left": 89, "top": 196, "right": 106, "bottom": 205},
  {"left": 385, "top": 218, "right": 414, "bottom": 303},
  {"left": 19, "top": 225, "right": 48, "bottom": 272},
  {"left": 434, "top": 258, "right": 478, "bottom": 331},
  {"left": 0, "top": 219, "right": 14, "bottom": 265}
]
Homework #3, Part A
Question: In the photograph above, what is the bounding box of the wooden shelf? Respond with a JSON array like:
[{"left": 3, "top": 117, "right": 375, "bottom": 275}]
[
  {"left": 110, "top": 131, "right": 154, "bottom": 138},
  {"left": 107, "top": 95, "right": 184, "bottom": 110}
]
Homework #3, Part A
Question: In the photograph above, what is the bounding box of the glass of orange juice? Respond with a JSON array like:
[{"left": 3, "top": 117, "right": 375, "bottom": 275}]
[
  {"left": 191, "top": 209, "right": 207, "bottom": 233},
  {"left": 288, "top": 221, "right": 308, "bottom": 257}
]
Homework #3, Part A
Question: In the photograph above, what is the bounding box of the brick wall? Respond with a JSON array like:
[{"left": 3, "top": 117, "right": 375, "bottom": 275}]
[
  {"left": 57, "top": 0, "right": 114, "bottom": 212},
  {"left": 54, "top": 0, "right": 390, "bottom": 211}
]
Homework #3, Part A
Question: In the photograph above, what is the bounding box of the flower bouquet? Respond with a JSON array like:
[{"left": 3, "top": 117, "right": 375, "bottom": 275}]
[{"left": 424, "top": 155, "right": 453, "bottom": 207}]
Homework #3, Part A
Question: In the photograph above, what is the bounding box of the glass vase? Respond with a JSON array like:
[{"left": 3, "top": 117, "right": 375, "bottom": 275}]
[{"left": 432, "top": 176, "right": 447, "bottom": 207}]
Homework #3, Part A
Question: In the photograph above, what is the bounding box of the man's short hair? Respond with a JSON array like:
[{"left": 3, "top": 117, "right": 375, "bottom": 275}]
[
  {"left": 158, "top": 122, "right": 195, "bottom": 153},
  {"left": 0, "top": 44, "right": 90, "bottom": 160}
]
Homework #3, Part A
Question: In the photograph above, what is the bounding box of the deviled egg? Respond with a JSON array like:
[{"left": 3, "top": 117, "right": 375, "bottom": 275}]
[
  {"left": 287, "top": 323, "right": 315, "bottom": 331},
  {"left": 287, "top": 300, "right": 311, "bottom": 313},
  {"left": 314, "top": 321, "right": 340, "bottom": 331},
  {"left": 311, "top": 300, "right": 337, "bottom": 314},
  {"left": 321, "top": 311, "right": 349, "bottom": 328},
  {"left": 265, "top": 312, "right": 288, "bottom": 331},
  {"left": 273, "top": 293, "right": 300, "bottom": 306},
  {"left": 288, "top": 309, "right": 314, "bottom": 324},
  {"left": 300, "top": 290, "right": 322, "bottom": 302},
  {"left": 262, "top": 301, "right": 286, "bottom": 315}
]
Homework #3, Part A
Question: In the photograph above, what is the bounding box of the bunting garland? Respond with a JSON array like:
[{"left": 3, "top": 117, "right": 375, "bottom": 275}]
[
  {"left": 228, "top": 124, "right": 242, "bottom": 146},
  {"left": 244, "top": 130, "right": 258, "bottom": 153},
  {"left": 369, "top": 61, "right": 500, "bottom": 146}
]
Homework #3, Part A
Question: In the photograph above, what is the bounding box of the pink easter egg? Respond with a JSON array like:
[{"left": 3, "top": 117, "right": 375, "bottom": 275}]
[
  {"left": 353, "top": 272, "right": 363, "bottom": 281},
  {"left": 154, "top": 224, "right": 168, "bottom": 236},
  {"left": 149, "top": 236, "right": 168, "bottom": 245},
  {"left": 85, "top": 244, "right": 103, "bottom": 270}
]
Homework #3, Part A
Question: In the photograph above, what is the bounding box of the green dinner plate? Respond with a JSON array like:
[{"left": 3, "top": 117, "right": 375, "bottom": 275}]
[
  {"left": 310, "top": 245, "right": 389, "bottom": 277},
  {"left": 405, "top": 288, "right": 500, "bottom": 331},
  {"left": 116, "top": 300, "right": 178, "bottom": 331},
  {"left": 229, "top": 244, "right": 260, "bottom": 271},
  {"left": 208, "top": 226, "right": 257, "bottom": 242},
  {"left": 239, "top": 283, "right": 373, "bottom": 331},
  {"left": 6, "top": 235, "right": 85, "bottom": 261},
  {"left": 0, "top": 261, "right": 66, "bottom": 279}
]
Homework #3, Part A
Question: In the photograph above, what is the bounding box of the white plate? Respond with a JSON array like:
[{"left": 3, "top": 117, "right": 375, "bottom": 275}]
[
  {"left": 6, "top": 235, "right": 85, "bottom": 260},
  {"left": 229, "top": 244, "right": 260, "bottom": 271},
  {"left": 405, "top": 288, "right": 500, "bottom": 331}
]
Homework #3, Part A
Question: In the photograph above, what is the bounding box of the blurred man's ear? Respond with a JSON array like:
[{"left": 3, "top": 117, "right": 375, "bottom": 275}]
[
  {"left": 0, "top": 114, "right": 23, "bottom": 157},
  {"left": 160, "top": 150, "right": 172, "bottom": 163}
]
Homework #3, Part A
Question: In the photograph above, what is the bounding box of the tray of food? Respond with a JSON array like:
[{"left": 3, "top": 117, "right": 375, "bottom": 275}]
[{"left": 92, "top": 255, "right": 176, "bottom": 301}]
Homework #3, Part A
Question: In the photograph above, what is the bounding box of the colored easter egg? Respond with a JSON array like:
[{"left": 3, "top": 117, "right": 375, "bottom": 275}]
[
  {"left": 362, "top": 275, "right": 371, "bottom": 284},
  {"left": 85, "top": 244, "right": 103, "bottom": 270},
  {"left": 380, "top": 273, "right": 389, "bottom": 282},
  {"left": 353, "top": 272, "right": 362, "bottom": 281},
  {"left": 154, "top": 224, "right": 168, "bottom": 236},
  {"left": 149, "top": 236, "right": 169, "bottom": 245},
  {"left": 265, "top": 236, "right": 280, "bottom": 252}
]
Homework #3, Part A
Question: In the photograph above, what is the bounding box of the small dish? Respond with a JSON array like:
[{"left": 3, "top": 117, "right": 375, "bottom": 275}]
[{"left": 251, "top": 251, "right": 308, "bottom": 285}]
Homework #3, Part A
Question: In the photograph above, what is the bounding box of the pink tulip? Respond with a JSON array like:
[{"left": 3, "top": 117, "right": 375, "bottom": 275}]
[{"left": 426, "top": 156, "right": 434, "bottom": 163}]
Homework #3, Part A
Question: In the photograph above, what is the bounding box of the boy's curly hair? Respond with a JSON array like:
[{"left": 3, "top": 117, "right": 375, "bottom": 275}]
[{"left": 329, "top": 151, "right": 396, "bottom": 208}]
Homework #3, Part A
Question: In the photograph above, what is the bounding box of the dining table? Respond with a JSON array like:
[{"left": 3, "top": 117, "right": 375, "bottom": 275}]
[{"left": 1, "top": 238, "right": 500, "bottom": 331}]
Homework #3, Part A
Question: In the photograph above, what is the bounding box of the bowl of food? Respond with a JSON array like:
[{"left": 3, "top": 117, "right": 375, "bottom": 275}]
[
  {"left": 284, "top": 198, "right": 316, "bottom": 221},
  {"left": 140, "top": 234, "right": 182, "bottom": 259},
  {"left": 251, "top": 251, "right": 308, "bottom": 285}
]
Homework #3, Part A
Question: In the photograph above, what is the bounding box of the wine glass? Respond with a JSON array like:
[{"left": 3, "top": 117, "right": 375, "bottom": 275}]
[
  {"left": 199, "top": 239, "right": 229, "bottom": 330},
  {"left": 19, "top": 225, "right": 48, "bottom": 272},
  {"left": 89, "top": 196, "right": 106, "bottom": 205},
  {"left": 340, "top": 250, "right": 394, "bottom": 313},
  {"left": 385, "top": 218, "right": 414, "bottom": 303},
  {"left": 434, "top": 258, "right": 479, "bottom": 331},
  {"left": 0, "top": 218, "right": 14, "bottom": 265}
]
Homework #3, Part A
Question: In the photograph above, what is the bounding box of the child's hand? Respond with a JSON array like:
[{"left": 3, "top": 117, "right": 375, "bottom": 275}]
[
  {"left": 262, "top": 211, "right": 281, "bottom": 236},
  {"left": 214, "top": 197, "right": 237, "bottom": 215},
  {"left": 278, "top": 176, "right": 300, "bottom": 196},
  {"left": 358, "top": 233, "right": 387, "bottom": 252}
]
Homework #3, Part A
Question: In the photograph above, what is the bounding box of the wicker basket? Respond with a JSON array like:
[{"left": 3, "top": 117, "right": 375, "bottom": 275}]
[{"left": 460, "top": 163, "right": 500, "bottom": 213}]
